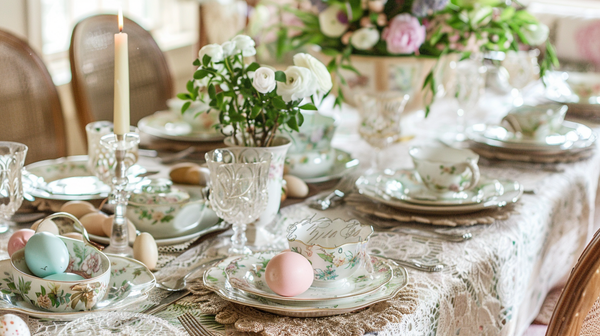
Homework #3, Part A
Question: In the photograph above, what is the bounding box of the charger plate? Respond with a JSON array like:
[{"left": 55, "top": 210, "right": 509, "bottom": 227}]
[
  {"left": 224, "top": 251, "right": 392, "bottom": 302},
  {"left": 356, "top": 173, "right": 523, "bottom": 215},
  {"left": 138, "top": 112, "right": 224, "bottom": 142},
  {"left": 203, "top": 255, "right": 408, "bottom": 317},
  {"left": 24, "top": 156, "right": 146, "bottom": 201},
  {"left": 0, "top": 255, "right": 155, "bottom": 320}
]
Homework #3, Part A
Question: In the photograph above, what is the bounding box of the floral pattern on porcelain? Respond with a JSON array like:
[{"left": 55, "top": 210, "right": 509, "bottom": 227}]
[
  {"left": 285, "top": 147, "right": 336, "bottom": 178},
  {"left": 287, "top": 217, "right": 373, "bottom": 284},
  {"left": 287, "top": 113, "right": 336, "bottom": 154},
  {"left": 10, "top": 237, "right": 111, "bottom": 312}
]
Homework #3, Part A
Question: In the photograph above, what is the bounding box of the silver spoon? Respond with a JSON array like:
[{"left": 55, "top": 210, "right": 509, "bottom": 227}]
[
  {"left": 372, "top": 254, "right": 444, "bottom": 272},
  {"left": 156, "top": 256, "right": 226, "bottom": 291}
]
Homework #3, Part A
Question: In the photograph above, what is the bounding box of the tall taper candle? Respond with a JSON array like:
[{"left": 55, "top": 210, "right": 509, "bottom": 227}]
[{"left": 113, "top": 9, "right": 130, "bottom": 136}]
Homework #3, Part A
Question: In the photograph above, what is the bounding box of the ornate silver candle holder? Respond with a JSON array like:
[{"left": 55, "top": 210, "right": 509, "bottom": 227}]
[{"left": 100, "top": 132, "right": 140, "bottom": 256}]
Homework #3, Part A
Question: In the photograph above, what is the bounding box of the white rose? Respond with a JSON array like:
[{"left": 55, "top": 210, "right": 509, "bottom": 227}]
[
  {"left": 277, "top": 66, "right": 317, "bottom": 102},
  {"left": 221, "top": 41, "right": 236, "bottom": 57},
  {"left": 318, "top": 5, "right": 349, "bottom": 38},
  {"left": 231, "top": 35, "right": 257, "bottom": 57},
  {"left": 293, "top": 53, "right": 333, "bottom": 93},
  {"left": 351, "top": 27, "right": 380, "bottom": 50},
  {"left": 521, "top": 23, "right": 549, "bottom": 46},
  {"left": 253, "top": 67, "right": 276, "bottom": 94},
  {"left": 198, "top": 44, "right": 224, "bottom": 63}
]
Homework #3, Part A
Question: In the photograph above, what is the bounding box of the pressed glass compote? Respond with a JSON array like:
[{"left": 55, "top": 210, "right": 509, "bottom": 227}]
[
  {"left": 356, "top": 91, "right": 410, "bottom": 171},
  {"left": 205, "top": 148, "right": 271, "bottom": 255},
  {"left": 0, "top": 142, "right": 28, "bottom": 234}
]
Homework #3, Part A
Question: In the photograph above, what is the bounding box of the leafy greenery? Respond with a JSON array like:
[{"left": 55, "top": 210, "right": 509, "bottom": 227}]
[{"left": 179, "top": 52, "right": 319, "bottom": 147}]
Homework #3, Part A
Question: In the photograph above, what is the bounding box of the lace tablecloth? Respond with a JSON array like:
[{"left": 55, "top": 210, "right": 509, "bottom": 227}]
[{"left": 8, "top": 88, "right": 600, "bottom": 335}]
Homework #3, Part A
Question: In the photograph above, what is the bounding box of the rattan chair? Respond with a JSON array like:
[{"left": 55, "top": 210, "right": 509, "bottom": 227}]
[
  {"left": 544, "top": 229, "right": 600, "bottom": 335},
  {"left": 69, "top": 14, "right": 173, "bottom": 136},
  {"left": 0, "top": 29, "right": 66, "bottom": 164}
]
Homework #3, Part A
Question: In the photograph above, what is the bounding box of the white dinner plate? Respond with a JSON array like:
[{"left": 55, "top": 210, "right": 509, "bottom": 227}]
[
  {"left": 300, "top": 149, "right": 360, "bottom": 184},
  {"left": 138, "top": 112, "right": 224, "bottom": 142}
]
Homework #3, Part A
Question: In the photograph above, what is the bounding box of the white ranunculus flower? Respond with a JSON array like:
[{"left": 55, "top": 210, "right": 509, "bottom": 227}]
[
  {"left": 351, "top": 27, "right": 380, "bottom": 50},
  {"left": 318, "top": 5, "right": 349, "bottom": 38},
  {"left": 293, "top": 53, "right": 333, "bottom": 93},
  {"left": 521, "top": 23, "right": 549, "bottom": 46},
  {"left": 277, "top": 66, "right": 317, "bottom": 102},
  {"left": 198, "top": 44, "right": 224, "bottom": 63},
  {"left": 221, "top": 41, "right": 236, "bottom": 57},
  {"left": 232, "top": 35, "right": 257, "bottom": 57},
  {"left": 253, "top": 67, "right": 276, "bottom": 94}
]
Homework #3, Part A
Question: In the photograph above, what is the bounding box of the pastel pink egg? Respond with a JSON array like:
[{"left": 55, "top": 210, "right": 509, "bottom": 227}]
[
  {"left": 7, "top": 229, "right": 35, "bottom": 257},
  {"left": 265, "top": 251, "right": 313, "bottom": 297}
]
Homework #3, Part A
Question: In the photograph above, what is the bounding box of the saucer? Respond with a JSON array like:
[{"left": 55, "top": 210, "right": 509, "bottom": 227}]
[
  {"left": 466, "top": 121, "right": 595, "bottom": 154},
  {"left": 89, "top": 214, "right": 226, "bottom": 246},
  {"left": 138, "top": 112, "right": 224, "bottom": 142},
  {"left": 0, "top": 255, "right": 155, "bottom": 320},
  {"left": 300, "top": 149, "right": 359, "bottom": 184},
  {"left": 203, "top": 256, "right": 408, "bottom": 317},
  {"left": 224, "top": 252, "right": 392, "bottom": 302},
  {"left": 378, "top": 169, "right": 505, "bottom": 206},
  {"left": 24, "top": 156, "right": 146, "bottom": 201},
  {"left": 356, "top": 173, "right": 523, "bottom": 215}
]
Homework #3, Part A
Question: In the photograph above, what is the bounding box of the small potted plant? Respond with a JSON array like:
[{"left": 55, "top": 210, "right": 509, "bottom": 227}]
[{"left": 178, "top": 34, "right": 332, "bottom": 244}]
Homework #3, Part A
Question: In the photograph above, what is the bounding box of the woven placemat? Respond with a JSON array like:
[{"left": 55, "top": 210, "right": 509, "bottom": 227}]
[
  {"left": 180, "top": 279, "right": 418, "bottom": 336},
  {"left": 346, "top": 194, "right": 517, "bottom": 227}
]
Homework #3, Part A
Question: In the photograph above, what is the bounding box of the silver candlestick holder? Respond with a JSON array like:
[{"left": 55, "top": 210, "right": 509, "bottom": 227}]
[{"left": 100, "top": 132, "right": 140, "bottom": 256}]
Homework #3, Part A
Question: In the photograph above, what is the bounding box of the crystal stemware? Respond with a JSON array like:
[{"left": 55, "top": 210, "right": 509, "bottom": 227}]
[
  {"left": 205, "top": 148, "right": 271, "bottom": 255},
  {"left": 502, "top": 50, "right": 539, "bottom": 107},
  {"left": 356, "top": 91, "right": 410, "bottom": 171},
  {"left": 0, "top": 142, "right": 28, "bottom": 234},
  {"left": 452, "top": 57, "right": 487, "bottom": 144}
]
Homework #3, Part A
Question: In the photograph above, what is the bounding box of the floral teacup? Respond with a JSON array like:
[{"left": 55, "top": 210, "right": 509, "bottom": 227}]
[
  {"left": 287, "top": 217, "right": 373, "bottom": 287},
  {"left": 285, "top": 147, "right": 336, "bottom": 178},
  {"left": 10, "top": 213, "right": 111, "bottom": 312},
  {"left": 409, "top": 145, "right": 480, "bottom": 194},
  {"left": 501, "top": 104, "right": 567, "bottom": 139},
  {"left": 287, "top": 112, "right": 337, "bottom": 154},
  {"left": 565, "top": 72, "right": 600, "bottom": 102}
]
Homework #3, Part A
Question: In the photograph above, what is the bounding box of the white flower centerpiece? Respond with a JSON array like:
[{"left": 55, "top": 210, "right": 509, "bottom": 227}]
[{"left": 178, "top": 35, "right": 332, "bottom": 246}]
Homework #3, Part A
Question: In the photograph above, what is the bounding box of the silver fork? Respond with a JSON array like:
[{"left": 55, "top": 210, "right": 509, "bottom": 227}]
[
  {"left": 178, "top": 312, "right": 214, "bottom": 336},
  {"left": 309, "top": 170, "right": 361, "bottom": 210}
]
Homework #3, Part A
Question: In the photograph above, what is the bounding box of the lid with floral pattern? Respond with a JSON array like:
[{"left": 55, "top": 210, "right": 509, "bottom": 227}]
[{"left": 129, "top": 178, "right": 190, "bottom": 205}]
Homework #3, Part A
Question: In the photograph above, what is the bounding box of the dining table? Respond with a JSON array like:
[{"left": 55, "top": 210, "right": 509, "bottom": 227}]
[{"left": 5, "top": 83, "right": 600, "bottom": 336}]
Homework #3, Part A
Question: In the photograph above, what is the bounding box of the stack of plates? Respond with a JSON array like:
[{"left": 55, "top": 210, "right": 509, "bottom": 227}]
[
  {"left": 465, "top": 121, "right": 596, "bottom": 163},
  {"left": 138, "top": 112, "right": 224, "bottom": 142},
  {"left": 355, "top": 169, "right": 523, "bottom": 215},
  {"left": 203, "top": 251, "right": 408, "bottom": 317}
]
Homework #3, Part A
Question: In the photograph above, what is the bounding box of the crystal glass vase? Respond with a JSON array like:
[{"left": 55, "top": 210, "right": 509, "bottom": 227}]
[
  {"left": 205, "top": 148, "right": 271, "bottom": 255},
  {"left": 0, "top": 142, "right": 28, "bottom": 235}
]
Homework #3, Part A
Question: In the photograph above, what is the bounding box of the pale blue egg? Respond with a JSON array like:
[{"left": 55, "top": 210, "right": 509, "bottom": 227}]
[
  {"left": 24, "top": 232, "right": 69, "bottom": 278},
  {"left": 43, "top": 273, "right": 85, "bottom": 281}
]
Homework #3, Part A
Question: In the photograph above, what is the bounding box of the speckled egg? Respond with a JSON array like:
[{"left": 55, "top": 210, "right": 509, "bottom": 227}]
[
  {"left": 0, "top": 314, "right": 30, "bottom": 336},
  {"left": 7, "top": 229, "right": 35, "bottom": 257},
  {"left": 265, "top": 251, "right": 313, "bottom": 297},
  {"left": 24, "top": 232, "right": 69, "bottom": 278}
]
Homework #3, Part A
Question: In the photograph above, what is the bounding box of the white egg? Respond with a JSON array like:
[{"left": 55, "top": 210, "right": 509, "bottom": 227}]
[
  {"left": 283, "top": 175, "right": 309, "bottom": 198},
  {"left": 30, "top": 218, "right": 59, "bottom": 235},
  {"left": 0, "top": 314, "right": 30, "bottom": 336},
  {"left": 133, "top": 233, "right": 158, "bottom": 270},
  {"left": 59, "top": 201, "right": 96, "bottom": 219}
]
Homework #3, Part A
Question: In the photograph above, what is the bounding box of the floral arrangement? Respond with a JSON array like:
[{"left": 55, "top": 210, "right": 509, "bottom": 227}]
[
  {"left": 178, "top": 35, "right": 333, "bottom": 147},
  {"left": 271, "top": 0, "right": 558, "bottom": 109}
]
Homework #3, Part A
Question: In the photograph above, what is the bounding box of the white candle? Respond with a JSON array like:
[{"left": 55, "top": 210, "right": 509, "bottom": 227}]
[{"left": 113, "top": 8, "right": 130, "bottom": 136}]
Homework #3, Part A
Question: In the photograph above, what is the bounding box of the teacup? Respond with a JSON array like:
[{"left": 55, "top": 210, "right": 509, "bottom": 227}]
[
  {"left": 409, "top": 145, "right": 480, "bottom": 194},
  {"left": 287, "top": 217, "right": 373, "bottom": 287},
  {"left": 167, "top": 98, "right": 218, "bottom": 132},
  {"left": 565, "top": 72, "right": 600, "bottom": 102},
  {"left": 287, "top": 112, "right": 337, "bottom": 154},
  {"left": 285, "top": 147, "right": 336, "bottom": 178},
  {"left": 501, "top": 104, "right": 567, "bottom": 139}
]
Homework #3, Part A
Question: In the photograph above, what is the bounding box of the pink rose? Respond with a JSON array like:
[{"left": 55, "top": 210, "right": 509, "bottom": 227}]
[{"left": 382, "top": 14, "right": 426, "bottom": 54}]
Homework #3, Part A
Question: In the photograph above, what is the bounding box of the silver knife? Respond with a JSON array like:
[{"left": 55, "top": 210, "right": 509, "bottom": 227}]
[{"left": 142, "top": 290, "right": 191, "bottom": 315}]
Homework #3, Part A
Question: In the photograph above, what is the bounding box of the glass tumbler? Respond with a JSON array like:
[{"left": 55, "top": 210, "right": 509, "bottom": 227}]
[
  {"left": 205, "top": 148, "right": 271, "bottom": 255},
  {"left": 0, "top": 142, "right": 28, "bottom": 234}
]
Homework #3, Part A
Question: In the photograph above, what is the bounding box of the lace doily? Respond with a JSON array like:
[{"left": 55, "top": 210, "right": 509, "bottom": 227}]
[
  {"left": 184, "top": 279, "right": 418, "bottom": 336},
  {"left": 55, "top": 312, "right": 185, "bottom": 335},
  {"left": 346, "top": 194, "right": 517, "bottom": 226}
]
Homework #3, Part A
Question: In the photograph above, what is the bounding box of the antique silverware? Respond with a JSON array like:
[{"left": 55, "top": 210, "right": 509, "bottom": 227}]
[
  {"left": 309, "top": 170, "right": 360, "bottom": 210},
  {"left": 142, "top": 290, "right": 190, "bottom": 315},
  {"left": 373, "top": 254, "right": 444, "bottom": 272},
  {"left": 156, "top": 256, "right": 226, "bottom": 292},
  {"left": 178, "top": 312, "right": 214, "bottom": 336}
]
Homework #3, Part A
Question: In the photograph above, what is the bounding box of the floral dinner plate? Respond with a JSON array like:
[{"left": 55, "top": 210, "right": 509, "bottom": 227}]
[
  {"left": 0, "top": 255, "right": 155, "bottom": 320},
  {"left": 224, "top": 251, "right": 393, "bottom": 302},
  {"left": 203, "top": 256, "right": 408, "bottom": 317},
  {"left": 300, "top": 149, "right": 359, "bottom": 184}
]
